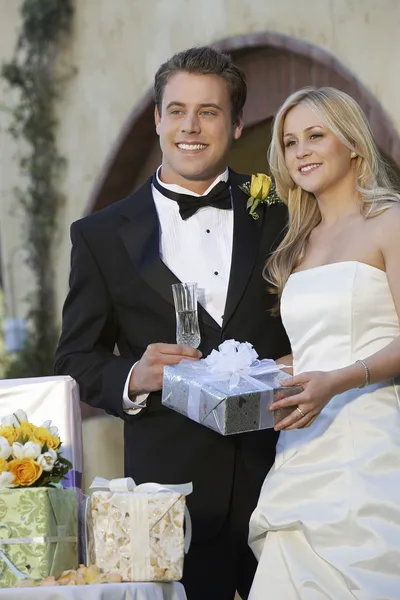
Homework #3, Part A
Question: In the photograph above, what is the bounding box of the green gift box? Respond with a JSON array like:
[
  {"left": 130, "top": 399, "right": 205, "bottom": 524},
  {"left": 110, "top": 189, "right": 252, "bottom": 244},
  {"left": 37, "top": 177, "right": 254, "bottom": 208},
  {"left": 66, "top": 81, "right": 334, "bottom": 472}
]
[{"left": 0, "top": 487, "right": 78, "bottom": 587}]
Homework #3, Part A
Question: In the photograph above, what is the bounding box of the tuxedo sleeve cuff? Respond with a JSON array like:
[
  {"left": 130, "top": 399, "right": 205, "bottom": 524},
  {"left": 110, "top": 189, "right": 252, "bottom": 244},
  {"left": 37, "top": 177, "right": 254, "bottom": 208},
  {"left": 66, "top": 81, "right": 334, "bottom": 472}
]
[{"left": 122, "top": 362, "right": 149, "bottom": 414}]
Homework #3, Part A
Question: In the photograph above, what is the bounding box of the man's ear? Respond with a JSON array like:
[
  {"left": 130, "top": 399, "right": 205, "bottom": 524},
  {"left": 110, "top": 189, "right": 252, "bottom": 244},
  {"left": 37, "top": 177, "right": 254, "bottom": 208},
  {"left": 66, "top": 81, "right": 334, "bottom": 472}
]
[
  {"left": 233, "top": 113, "right": 244, "bottom": 141},
  {"left": 155, "top": 105, "right": 161, "bottom": 135}
]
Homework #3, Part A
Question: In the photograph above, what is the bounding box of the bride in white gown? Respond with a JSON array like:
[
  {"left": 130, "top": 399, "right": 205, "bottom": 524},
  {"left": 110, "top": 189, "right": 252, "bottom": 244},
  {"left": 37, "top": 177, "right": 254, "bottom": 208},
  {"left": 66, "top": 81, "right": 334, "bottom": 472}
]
[{"left": 249, "top": 87, "right": 400, "bottom": 599}]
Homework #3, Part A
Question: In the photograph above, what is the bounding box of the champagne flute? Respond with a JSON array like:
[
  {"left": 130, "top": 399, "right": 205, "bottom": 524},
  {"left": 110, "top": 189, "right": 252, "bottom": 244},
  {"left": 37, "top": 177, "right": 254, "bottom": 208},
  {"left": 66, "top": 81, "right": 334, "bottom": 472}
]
[{"left": 171, "top": 282, "right": 201, "bottom": 348}]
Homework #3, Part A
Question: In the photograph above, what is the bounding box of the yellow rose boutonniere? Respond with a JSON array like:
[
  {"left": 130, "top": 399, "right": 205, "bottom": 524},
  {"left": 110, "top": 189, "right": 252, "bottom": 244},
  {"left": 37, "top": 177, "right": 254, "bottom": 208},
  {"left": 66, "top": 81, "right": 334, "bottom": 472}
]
[{"left": 239, "top": 173, "right": 282, "bottom": 219}]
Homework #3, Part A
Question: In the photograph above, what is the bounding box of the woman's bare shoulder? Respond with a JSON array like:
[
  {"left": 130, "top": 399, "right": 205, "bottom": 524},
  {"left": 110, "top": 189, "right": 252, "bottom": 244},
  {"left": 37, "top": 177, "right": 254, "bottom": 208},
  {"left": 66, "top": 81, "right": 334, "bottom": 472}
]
[{"left": 372, "top": 204, "right": 400, "bottom": 252}]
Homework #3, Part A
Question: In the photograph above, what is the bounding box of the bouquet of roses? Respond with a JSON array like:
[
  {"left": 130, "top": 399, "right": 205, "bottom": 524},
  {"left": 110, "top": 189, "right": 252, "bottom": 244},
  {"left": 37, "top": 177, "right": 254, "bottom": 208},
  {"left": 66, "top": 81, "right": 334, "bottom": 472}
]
[{"left": 0, "top": 409, "right": 72, "bottom": 489}]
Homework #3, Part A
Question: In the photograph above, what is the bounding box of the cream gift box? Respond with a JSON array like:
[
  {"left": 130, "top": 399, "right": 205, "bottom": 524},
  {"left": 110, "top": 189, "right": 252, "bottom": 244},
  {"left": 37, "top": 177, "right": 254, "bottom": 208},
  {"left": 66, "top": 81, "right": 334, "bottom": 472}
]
[
  {"left": 0, "top": 376, "right": 83, "bottom": 488},
  {"left": 162, "top": 339, "right": 301, "bottom": 435},
  {"left": 86, "top": 477, "right": 192, "bottom": 582}
]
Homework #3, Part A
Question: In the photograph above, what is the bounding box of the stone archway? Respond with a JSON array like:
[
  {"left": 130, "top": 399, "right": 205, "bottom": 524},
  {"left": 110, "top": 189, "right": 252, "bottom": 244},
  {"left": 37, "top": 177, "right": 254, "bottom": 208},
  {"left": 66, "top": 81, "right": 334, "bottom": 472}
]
[{"left": 85, "top": 32, "right": 400, "bottom": 214}]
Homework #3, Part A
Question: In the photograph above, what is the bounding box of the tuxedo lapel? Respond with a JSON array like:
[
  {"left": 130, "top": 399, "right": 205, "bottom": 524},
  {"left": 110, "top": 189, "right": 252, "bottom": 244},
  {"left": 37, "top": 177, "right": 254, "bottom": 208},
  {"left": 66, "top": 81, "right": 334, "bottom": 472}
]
[
  {"left": 118, "top": 180, "right": 220, "bottom": 331},
  {"left": 223, "top": 170, "right": 264, "bottom": 328}
]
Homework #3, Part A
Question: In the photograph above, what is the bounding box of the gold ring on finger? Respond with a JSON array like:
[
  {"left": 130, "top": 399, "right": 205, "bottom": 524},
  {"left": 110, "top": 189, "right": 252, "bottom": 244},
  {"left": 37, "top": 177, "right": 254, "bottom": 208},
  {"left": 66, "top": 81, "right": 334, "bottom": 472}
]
[{"left": 296, "top": 407, "right": 305, "bottom": 418}]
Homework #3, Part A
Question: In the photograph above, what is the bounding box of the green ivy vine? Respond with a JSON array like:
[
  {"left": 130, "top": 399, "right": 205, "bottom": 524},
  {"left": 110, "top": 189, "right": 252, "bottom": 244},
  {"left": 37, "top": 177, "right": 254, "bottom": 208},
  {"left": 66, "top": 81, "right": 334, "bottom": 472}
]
[{"left": 2, "top": 0, "right": 73, "bottom": 378}]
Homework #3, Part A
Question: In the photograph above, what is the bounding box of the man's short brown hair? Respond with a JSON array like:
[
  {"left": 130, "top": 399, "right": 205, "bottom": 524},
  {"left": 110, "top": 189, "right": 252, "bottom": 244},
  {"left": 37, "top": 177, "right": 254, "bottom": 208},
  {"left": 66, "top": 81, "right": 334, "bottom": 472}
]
[{"left": 154, "top": 46, "right": 247, "bottom": 122}]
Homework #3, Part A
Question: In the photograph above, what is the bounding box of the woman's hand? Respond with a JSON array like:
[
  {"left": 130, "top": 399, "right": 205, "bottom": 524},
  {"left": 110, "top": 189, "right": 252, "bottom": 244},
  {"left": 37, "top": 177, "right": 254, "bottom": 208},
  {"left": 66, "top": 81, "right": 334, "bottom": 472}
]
[
  {"left": 275, "top": 353, "right": 293, "bottom": 376},
  {"left": 270, "top": 370, "right": 339, "bottom": 430}
]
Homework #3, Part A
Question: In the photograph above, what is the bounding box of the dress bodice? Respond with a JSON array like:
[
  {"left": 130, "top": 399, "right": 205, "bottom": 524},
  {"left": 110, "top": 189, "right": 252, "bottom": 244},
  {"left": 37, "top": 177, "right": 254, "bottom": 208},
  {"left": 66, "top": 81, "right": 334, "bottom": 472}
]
[{"left": 281, "top": 261, "right": 399, "bottom": 374}]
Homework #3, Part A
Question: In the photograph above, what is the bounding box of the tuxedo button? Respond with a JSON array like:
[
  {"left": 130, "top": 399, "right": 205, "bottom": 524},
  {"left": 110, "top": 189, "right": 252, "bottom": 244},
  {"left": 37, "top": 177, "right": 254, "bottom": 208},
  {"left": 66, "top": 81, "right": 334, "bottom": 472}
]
[
  {"left": 214, "top": 271, "right": 219, "bottom": 276},
  {"left": 206, "top": 229, "right": 210, "bottom": 233}
]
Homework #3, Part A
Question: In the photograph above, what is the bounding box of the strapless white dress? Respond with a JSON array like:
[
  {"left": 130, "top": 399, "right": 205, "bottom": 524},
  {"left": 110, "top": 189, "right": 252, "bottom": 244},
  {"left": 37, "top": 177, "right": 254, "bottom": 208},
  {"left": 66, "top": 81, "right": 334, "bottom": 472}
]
[{"left": 249, "top": 262, "right": 400, "bottom": 600}]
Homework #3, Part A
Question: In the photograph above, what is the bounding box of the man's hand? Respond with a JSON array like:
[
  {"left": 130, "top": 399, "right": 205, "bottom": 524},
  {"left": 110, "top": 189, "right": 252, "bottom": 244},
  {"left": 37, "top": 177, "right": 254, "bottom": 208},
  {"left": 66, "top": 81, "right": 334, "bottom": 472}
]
[{"left": 129, "top": 343, "right": 202, "bottom": 395}]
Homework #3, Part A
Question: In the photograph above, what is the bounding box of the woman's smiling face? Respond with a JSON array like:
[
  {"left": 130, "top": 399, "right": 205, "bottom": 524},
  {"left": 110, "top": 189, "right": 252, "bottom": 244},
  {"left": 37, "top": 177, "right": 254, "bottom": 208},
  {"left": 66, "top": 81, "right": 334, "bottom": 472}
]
[{"left": 283, "top": 103, "right": 354, "bottom": 197}]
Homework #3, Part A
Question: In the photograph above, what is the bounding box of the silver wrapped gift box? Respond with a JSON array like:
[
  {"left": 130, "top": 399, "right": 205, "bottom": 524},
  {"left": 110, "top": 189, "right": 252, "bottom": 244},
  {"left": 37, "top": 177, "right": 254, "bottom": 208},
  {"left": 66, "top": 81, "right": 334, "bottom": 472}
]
[{"left": 162, "top": 340, "right": 301, "bottom": 436}]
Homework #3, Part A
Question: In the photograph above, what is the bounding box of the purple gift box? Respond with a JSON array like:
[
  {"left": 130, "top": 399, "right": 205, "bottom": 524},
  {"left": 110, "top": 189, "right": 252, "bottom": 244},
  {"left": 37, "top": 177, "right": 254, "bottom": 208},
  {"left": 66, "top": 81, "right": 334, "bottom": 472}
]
[{"left": 0, "top": 376, "right": 83, "bottom": 488}]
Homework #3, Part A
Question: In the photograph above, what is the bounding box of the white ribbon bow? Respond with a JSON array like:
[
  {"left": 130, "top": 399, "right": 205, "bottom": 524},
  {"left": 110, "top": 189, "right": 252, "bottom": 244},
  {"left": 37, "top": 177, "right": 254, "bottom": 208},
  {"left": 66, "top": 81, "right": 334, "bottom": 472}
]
[{"left": 202, "top": 339, "right": 286, "bottom": 390}]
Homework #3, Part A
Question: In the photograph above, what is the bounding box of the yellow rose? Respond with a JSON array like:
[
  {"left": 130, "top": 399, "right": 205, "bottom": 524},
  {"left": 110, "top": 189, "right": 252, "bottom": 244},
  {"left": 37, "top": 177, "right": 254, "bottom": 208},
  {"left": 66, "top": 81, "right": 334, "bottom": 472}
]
[
  {"left": 17, "top": 421, "right": 37, "bottom": 440},
  {"left": 8, "top": 458, "right": 43, "bottom": 486},
  {"left": 0, "top": 426, "right": 19, "bottom": 445},
  {"left": 0, "top": 458, "right": 9, "bottom": 473},
  {"left": 250, "top": 173, "right": 271, "bottom": 200},
  {"left": 32, "top": 427, "right": 60, "bottom": 450}
]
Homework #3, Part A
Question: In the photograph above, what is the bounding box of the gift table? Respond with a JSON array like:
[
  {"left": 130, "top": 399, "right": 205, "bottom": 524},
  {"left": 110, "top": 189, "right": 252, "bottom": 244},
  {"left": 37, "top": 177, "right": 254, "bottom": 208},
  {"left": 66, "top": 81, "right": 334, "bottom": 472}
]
[{"left": 0, "top": 581, "right": 187, "bottom": 600}]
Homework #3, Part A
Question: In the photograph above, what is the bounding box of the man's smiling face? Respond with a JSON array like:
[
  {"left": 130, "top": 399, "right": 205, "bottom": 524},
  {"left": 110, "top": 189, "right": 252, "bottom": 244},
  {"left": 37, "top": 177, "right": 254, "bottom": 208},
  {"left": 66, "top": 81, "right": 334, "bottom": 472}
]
[{"left": 155, "top": 71, "right": 242, "bottom": 191}]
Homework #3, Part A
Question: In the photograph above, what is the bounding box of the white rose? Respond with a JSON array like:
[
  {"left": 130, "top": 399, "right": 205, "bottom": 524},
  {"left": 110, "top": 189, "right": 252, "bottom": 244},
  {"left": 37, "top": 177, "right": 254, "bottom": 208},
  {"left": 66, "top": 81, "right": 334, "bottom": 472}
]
[
  {"left": 0, "top": 471, "right": 15, "bottom": 488},
  {"left": 0, "top": 414, "right": 18, "bottom": 427},
  {"left": 36, "top": 449, "right": 57, "bottom": 472},
  {"left": 12, "top": 441, "right": 42, "bottom": 460},
  {"left": 14, "top": 409, "right": 28, "bottom": 424},
  {"left": 0, "top": 437, "right": 12, "bottom": 460},
  {"left": 11, "top": 442, "right": 24, "bottom": 459},
  {"left": 41, "top": 420, "right": 59, "bottom": 437},
  {"left": 1, "top": 409, "right": 28, "bottom": 427},
  {"left": 24, "top": 441, "right": 42, "bottom": 459}
]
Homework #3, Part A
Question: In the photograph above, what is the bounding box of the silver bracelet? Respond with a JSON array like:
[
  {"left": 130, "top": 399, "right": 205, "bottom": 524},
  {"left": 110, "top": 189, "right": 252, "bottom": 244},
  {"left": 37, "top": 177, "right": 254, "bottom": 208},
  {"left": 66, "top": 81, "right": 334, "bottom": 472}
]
[{"left": 356, "top": 359, "right": 371, "bottom": 388}]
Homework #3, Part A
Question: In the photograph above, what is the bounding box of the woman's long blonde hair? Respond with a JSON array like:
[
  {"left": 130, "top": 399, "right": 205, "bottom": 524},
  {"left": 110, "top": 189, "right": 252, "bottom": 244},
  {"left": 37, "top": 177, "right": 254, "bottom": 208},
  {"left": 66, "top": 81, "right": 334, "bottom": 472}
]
[{"left": 265, "top": 86, "right": 400, "bottom": 297}]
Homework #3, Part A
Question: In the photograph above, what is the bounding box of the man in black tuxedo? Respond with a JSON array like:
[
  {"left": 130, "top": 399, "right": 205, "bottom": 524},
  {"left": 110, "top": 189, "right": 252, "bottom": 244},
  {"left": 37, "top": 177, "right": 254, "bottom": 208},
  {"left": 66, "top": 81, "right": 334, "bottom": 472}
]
[{"left": 55, "top": 46, "right": 290, "bottom": 600}]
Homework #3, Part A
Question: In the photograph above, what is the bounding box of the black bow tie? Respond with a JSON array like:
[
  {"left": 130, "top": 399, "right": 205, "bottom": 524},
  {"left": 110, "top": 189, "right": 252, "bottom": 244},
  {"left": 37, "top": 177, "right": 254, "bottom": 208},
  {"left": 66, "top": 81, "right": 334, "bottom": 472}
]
[{"left": 152, "top": 175, "right": 232, "bottom": 220}]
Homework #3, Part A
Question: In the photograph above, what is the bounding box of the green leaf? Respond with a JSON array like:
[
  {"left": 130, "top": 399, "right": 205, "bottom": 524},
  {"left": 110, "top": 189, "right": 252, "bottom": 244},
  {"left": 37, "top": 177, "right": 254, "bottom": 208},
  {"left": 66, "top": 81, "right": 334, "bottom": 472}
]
[
  {"left": 57, "top": 456, "right": 73, "bottom": 468},
  {"left": 246, "top": 196, "right": 254, "bottom": 209}
]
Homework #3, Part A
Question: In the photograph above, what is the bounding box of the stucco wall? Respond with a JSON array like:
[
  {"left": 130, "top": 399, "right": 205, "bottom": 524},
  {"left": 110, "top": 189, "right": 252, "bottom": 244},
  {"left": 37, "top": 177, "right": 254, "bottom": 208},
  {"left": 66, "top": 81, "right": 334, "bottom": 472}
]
[{"left": 0, "top": 0, "right": 33, "bottom": 335}]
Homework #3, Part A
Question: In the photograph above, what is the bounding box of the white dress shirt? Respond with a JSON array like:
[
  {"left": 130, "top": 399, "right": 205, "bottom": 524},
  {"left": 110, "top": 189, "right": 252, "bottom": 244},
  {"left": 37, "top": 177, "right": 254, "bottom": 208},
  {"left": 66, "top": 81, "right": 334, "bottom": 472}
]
[{"left": 123, "top": 167, "right": 234, "bottom": 412}]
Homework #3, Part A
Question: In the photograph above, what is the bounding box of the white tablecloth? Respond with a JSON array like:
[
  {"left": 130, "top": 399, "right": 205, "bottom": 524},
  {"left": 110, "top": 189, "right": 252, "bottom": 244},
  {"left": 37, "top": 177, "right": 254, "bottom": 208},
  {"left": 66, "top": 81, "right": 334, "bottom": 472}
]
[{"left": 0, "top": 582, "right": 187, "bottom": 600}]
